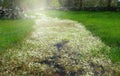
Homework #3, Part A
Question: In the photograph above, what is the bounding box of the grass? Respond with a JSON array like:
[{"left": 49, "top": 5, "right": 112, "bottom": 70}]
[
  {"left": 1, "top": 17, "right": 115, "bottom": 76},
  {"left": 0, "top": 12, "right": 119, "bottom": 75},
  {"left": 44, "top": 10, "right": 120, "bottom": 62},
  {"left": 0, "top": 19, "right": 34, "bottom": 54}
]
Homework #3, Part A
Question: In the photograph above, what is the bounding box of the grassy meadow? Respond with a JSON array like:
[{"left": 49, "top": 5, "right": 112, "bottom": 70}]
[
  {"left": 0, "top": 20, "right": 34, "bottom": 53},
  {"left": 44, "top": 11, "right": 120, "bottom": 62},
  {"left": 0, "top": 11, "right": 120, "bottom": 75}
]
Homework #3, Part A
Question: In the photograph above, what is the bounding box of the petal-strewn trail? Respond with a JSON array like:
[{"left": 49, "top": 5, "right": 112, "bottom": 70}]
[{"left": 0, "top": 13, "right": 116, "bottom": 76}]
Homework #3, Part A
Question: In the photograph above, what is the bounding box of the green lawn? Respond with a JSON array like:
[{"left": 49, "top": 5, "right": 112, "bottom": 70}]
[
  {"left": 44, "top": 11, "right": 120, "bottom": 62},
  {"left": 0, "top": 20, "right": 34, "bottom": 53}
]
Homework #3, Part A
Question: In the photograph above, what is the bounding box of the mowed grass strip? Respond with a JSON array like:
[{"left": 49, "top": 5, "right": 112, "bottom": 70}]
[
  {"left": 0, "top": 20, "right": 34, "bottom": 53},
  {"left": 44, "top": 11, "right": 120, "bottom": 62}
]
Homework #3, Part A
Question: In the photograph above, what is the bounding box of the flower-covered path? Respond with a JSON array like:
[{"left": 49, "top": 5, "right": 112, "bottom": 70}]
[{"left": 1, "top": 13, "right": 116, "bottom": 76}]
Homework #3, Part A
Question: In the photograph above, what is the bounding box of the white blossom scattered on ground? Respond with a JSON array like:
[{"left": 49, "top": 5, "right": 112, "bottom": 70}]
[{"left": 0, "top": 13, "right": 118, "bottom": 76}]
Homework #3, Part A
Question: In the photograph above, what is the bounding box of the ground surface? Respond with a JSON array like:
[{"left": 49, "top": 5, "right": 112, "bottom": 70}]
[
  {"left": 44, "top": 11, "right": 120, "bottom": 62},
  {"left": 0, "top": 13, "right": 120, "bottom": 76}
]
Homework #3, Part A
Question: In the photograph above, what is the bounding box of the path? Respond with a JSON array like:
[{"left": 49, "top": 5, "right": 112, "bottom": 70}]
[{"left": 1, "top": 13, "right": 114, "bottom": 76}]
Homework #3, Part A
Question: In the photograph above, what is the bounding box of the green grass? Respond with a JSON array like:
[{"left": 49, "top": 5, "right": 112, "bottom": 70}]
[
  {"left": 44, "top": 10, "right": 120, "bottom": 62},
  {"left": 0, "top": 19, "right": 34, "bottom": 53}
]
